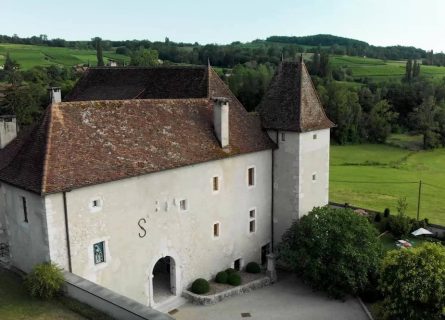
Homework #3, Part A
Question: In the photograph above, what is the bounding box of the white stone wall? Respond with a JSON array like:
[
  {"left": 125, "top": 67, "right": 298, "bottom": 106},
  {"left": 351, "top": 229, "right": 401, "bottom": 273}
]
[
  {"left": 269, "top": 128, "right": 330, "bottom": 245},
  {"left": 0, "top": 183, "right": 49, "bottom": 272},
  {"left": 45, "top": 150, "right": 272, "bottom": 306},
  {"left": 297, "top": 129, "right": 330, "bottom": 214}
]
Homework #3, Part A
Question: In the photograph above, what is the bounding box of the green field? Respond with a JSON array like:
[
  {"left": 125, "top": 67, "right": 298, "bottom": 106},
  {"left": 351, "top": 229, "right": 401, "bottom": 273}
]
[
  {"left": 330, "top": 137, "right": 445, "bottom": 225},
  {"left": 331, "top": 55, "right": 445, "bottom": 82},
  {"left": 0, "top": 43, "right": 130, "bottom": 69}
]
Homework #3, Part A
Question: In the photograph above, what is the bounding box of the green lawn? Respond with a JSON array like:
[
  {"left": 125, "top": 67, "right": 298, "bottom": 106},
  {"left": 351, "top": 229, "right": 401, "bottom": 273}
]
[
  {"left": 330, "top": 137, "right": 445, "bottom": 225},
  {"left": 0, "top": 43, "right": 130, "bottom": 69},
  {"left": 0, "top": 268, "right": 85, "bottom": 320}
]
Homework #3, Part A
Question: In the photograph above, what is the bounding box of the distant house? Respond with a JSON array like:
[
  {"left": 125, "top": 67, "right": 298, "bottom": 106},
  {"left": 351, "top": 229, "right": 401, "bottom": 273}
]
[{"left": 0, "top": 60, "right": 333, "bottom": 310}]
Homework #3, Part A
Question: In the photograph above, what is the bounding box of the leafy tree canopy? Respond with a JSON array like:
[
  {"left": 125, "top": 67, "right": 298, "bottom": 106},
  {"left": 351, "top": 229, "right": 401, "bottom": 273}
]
[
  {"left": 278, "top": 206, "right": 382, "bottom": 298},
  {"left": 379, "top": 243, "right": 445, "bottom": 320}
]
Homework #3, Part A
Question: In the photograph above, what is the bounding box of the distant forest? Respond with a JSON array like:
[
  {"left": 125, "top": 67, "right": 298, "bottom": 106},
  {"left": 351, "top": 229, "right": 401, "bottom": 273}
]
[
  {"left": 1, "top": 33, "right": 445, "bottom": 150},
  {"left": 1, "top": 33, "right": 445, "bottom": 67}
]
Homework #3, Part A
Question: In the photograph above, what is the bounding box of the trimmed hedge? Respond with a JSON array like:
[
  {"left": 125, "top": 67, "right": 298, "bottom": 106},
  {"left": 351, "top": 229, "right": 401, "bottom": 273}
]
[
  {"left": 191, "top": 278, "right": 210, "bottom": 294},
  {"left": 245, "top": 262, "right": 261, "bottom": 274},
  {"left": 225, "top": 268, "right": 236, "bottom": 275},
  {"left": 227, "top": 273, "right": 241, "bottom": 286},
  {"left": 215, "top": 271, "right": 228, "bottom": 284}
]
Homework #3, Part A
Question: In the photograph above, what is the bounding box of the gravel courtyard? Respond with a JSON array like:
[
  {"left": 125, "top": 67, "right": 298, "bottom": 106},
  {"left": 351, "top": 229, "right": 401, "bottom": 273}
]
[{"left": 172, "top": 272, "right": 369, "bottom": 320}]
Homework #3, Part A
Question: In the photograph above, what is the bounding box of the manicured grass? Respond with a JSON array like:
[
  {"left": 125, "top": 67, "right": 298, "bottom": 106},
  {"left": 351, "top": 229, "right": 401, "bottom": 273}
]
[
  {"left": 0, "top": 43, "right": 130, "bottom": 69},
  {"left": 330, "top": 136, "right": 445, "bottom": 225},
  {"left": 0, "top": 268, "right": 113, "bottom": 320},
  {"left": 0, "top": 268, "right": 85, "bottom": 319}
]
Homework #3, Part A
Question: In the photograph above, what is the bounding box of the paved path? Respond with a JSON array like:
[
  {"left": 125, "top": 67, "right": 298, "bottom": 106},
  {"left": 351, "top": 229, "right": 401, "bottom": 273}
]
[{"left": 173, "top": 272, "right": 369, "bottom": 320}]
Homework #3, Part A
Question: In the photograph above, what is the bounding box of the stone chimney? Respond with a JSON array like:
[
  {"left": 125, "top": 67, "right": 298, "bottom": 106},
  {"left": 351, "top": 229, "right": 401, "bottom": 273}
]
[
  {"left": 49, "top": 87, "right": 61, "bottom": 103},
  {"left": 0, "top": 115, "right": 17, "bottom": 149},
  {"left": 213, "top": 97, "right": 229, "bottom": 148}
]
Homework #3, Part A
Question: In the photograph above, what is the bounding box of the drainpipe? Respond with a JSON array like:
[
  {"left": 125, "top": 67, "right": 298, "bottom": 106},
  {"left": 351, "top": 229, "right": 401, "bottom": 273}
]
[
  {"left": 63, "top": 191, "right": 73, "bottom": 273},
  {"left": 271, "top": 130, "right": 278, "bottom": 252}
]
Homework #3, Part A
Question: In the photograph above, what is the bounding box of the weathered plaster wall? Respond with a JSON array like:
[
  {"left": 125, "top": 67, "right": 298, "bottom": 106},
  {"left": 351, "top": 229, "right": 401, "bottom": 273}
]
[
  {"left": 0, "top": 183, "right": 49, "bottom": 272},
  {"left": 268, "top": 130, "right": 300, "bottom": 246},
  {"left": 46, "top": 150, "right": 272, "bottom": 306},
  {"left": 298, "top": 129, "right": 330, "bottom": 215},
  {"left": 269, "top": 129, "right": 330, "bottom": 246}
]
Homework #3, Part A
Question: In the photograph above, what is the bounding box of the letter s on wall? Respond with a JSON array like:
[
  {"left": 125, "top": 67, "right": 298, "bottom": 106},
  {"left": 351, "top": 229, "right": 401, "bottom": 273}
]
[{"left": 138, "top": 218, "right": 147, "bottom": 238}]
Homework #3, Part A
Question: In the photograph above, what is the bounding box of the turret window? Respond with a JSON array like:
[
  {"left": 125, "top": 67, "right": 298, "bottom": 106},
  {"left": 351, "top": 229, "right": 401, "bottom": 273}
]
[{"left": 248, "top": 167, "right": 255, "bottom": 187}]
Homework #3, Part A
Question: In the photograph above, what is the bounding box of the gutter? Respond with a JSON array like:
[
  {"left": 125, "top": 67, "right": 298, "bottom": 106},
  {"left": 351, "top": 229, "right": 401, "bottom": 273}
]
[{"left": 63, "top": 191, "right": 73, "bottom": 272}]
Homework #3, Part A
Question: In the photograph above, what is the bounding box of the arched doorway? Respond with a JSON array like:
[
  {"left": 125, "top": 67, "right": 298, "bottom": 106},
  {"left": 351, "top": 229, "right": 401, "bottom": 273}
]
[{"left": 152, "top": 256, "right": 176, "bottom": 304}]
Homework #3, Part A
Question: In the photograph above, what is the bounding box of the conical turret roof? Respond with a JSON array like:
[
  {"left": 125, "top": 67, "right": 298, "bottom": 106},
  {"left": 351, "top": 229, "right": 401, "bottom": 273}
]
[{"left": 257, "top": 59, "right": 334, "bottom": 132}]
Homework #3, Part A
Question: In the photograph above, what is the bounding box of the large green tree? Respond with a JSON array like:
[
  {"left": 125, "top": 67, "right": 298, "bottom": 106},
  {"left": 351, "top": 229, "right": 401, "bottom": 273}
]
[
  {"left": 366, "top": 99, "right": 398, "bottom": 143},
  {"left": 278, "top": 207, "right": 382, "bottom": 298},
  {"left": 92, "top": 37, "right": 104, "bottom": 67},
  {"left": 379, "top": 243, "right": 445, "bottom": 320},
  {"left": 409, "top": 96, "right": 440, "bottom": 149},
  {"left": 129, "top": 48, "right": 159, "bottom": 67}
]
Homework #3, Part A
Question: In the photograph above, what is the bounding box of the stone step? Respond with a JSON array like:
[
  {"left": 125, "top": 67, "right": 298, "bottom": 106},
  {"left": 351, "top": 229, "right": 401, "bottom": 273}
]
[{"left": 155, "top": 296, "right": 187, "bottom": 314}]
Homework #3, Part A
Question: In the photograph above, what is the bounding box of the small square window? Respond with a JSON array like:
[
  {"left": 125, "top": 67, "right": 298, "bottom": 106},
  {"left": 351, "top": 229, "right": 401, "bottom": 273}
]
[
  {"left": 312, "top": 173, "right": 317, "bottom": 181},
  {"left": 313, "top": 134, "right": 317, "bottom": 140},
  {"left": 179, "top": 199, "right": 187, "bottom": 211},
  {"left": 213, "top": 176, "right": 219, "bottom": 191},
  {"left": 92, "top": 200, "right": 99, "bottom": 207},
  {"left": 281, "top": 132, "right": 286, "bottom": 141},
  {"left": 249, "top": 220, "right": 256, "bottom": 233},
  {"left": 213, "top": 223, "right": 220, "bottom": 237},
  {"left": 248, "top": 167, "right": 255, "bottom": 186},
  {"left": 93, "top": 241, "right": 105, "bottom": 264},
  {"left": 249, "top": 209, "right": 256, "bottom": 218}
]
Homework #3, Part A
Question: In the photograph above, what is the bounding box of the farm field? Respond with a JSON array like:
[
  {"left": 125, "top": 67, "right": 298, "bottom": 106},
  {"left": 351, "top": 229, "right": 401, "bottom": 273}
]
[
  {"left": 0, "top": 43, "right": 130, "bottom": 69},
  {"left": 331, "top": 55, "right": 445, "bottom": 82},
  {"left": 330, "top": 137, "right": 445, "bottom": 225}
]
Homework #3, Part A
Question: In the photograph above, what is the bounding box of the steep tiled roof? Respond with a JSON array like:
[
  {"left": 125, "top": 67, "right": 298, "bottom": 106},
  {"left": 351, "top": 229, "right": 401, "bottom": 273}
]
[
  {"left": 0, "top": 67, "right": 274, "bottom": 194},
  {"left": 65, "top": 66, "right": 209, "bottom": 101},
  {"left": 257, "top": 60, "right": 334, "bottom": 132}
]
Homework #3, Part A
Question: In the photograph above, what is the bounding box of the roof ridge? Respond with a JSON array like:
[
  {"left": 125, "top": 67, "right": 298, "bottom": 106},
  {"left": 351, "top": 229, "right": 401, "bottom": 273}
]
[
  {"left": 41, "top": 104, "right": 55, "bottom": 195},
  {"left": 300, "top": 61, "right": 335, "bottom": 130}
]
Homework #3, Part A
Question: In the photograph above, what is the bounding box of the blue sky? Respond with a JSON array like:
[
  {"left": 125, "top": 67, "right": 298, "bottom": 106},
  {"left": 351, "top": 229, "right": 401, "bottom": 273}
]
[{"left": 2, "top": 0, "right": 444, "bottom": 52}]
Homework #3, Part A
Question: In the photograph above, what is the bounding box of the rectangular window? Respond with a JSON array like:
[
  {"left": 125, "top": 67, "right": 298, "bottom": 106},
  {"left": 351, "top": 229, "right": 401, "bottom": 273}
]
[
  {"left": 281, "top": 132, "right": 286, "bottom": 141},
  {"left": 92, "top": 200, "right": 99, "bottom": 207},
  {"left": 213, "top": 223, "right": 220, "bottom": 237},
  {"left": 249, "top": 208, "right": 256, "bottom": 233},
  {"left": 248, "top": 167, "right": 255, "bottom": 186},
  {"left": 179, "top": 199, "right": 187, "bottom": 211},
  {"left": 93, "top": 241, "right": 105, "bottom": 264},
  {"left": 213, "top": 176, "right": 219, "bottom": 191},
  {"left": 312, "top": 173, "right": 317, "bottom": 181},
  {"left": 249, "top": 220, "right": 256, "bottom": 233},
  {"left": 22, "top": 197, "right": 28, "bottom": 223},
  {"left": 313, "top": 134, "right": 317, "bottom": 140}
]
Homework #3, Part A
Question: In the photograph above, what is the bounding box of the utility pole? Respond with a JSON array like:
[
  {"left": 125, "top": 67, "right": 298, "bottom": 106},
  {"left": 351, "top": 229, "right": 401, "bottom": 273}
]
[{"left": 417, "top": 180, "right": 422, "bottom": 221}]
